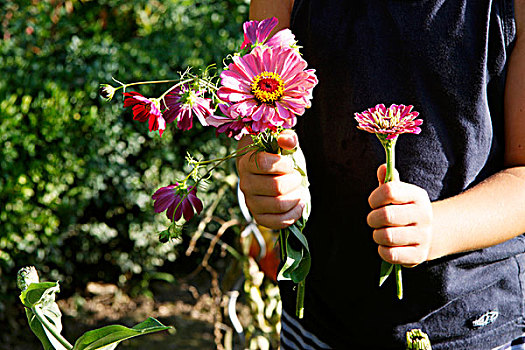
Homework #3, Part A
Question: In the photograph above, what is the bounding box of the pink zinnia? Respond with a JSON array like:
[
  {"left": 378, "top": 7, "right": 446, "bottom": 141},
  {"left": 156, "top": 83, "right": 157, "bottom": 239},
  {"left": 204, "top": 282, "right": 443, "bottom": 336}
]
[
  {"left": 354, "top": 104, "right": 423, "bottom": 140},
  {"left": 217, "top": 45, "right": 318, "bottom": 133},
  {"left": 123, "top": 91, "right": 166, "bottom": 136},
  {"left": 241, "top": 17, "right": 296, "bottom": 50},
  {"left": 152, "top": 184, "right": 203, "bottom": 222},
  {"left": 163, "top": 86, "right": 213, "bottom": 131}
]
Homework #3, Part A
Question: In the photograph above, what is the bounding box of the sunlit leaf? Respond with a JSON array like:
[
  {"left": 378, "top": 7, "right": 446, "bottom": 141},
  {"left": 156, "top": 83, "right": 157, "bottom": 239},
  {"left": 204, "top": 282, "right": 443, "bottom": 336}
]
[{"left": 73, "top": 317, "right": 172, "bottom": 350}]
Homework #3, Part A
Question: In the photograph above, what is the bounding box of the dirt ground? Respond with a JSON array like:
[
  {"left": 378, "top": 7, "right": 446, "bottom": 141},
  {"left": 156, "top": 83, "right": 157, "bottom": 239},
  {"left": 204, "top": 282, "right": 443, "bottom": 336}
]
[{"left": 3, "top": 275, "right": 244, "bottom": 350}]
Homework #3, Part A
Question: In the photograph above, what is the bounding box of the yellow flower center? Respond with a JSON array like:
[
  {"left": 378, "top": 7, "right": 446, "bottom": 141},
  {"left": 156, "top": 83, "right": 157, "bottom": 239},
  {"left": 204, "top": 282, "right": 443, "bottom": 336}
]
[
  {"left": 373, "top": 107, "right": 401, "bottom": 130},
  {"left": 251, "top": 71, "right": 285, "bottom": 104}
]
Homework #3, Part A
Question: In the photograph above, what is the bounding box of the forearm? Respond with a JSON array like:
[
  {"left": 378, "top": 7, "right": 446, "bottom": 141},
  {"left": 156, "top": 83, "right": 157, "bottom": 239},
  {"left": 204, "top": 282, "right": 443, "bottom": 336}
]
[
  {"left": 249, "top": 0, "right": 293, "bottom": 28},
  {"left": 429, "top": 166, "right": 525, "bottom": 260}
]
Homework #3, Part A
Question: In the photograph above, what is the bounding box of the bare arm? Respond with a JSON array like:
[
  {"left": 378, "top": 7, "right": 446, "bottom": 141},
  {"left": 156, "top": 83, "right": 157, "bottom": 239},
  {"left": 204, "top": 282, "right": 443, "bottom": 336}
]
[
  {"left": 249, "top": 0, "right": 294, "bottom": 28},
  {"left": 428, "top": 0, "right": 525, "bottom": 260},
  {"left": 369, "top": 1, "right": 525, "bottom": 265}
]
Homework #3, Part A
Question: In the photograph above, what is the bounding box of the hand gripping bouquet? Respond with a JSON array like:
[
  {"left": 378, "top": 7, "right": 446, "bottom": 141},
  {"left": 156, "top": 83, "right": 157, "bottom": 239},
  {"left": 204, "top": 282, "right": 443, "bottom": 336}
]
[{"left": 102, "top": 17, "right": 318, "bottom": 318}]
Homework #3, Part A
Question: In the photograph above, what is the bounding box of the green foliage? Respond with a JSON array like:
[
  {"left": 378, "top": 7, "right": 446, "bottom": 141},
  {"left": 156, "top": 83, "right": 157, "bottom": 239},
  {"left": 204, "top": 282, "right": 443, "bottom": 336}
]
[
  {"left": 72, "top": 318, "right": 171, "bottom": 350},
  {"left": 0, "top": 0, "right": 249, "bottom": 312},
  {"left": 18, "top": 266, "right": 171, "bottom": 350}
]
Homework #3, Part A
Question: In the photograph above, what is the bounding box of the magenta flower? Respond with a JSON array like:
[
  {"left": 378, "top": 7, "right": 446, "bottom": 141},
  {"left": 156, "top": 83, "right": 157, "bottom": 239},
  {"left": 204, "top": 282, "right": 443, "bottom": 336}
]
[
  {"left": 152, "top": 184, "right": 203, "bottom": 222},
  {"left": 241, "top": 17, "right": 296, "bottom": 50},
  {"left": 354, "top": 104, "right": 423, "bottom": 140},
  {"left": 206, "top": 104, "right": 251, "bottom": 139},
  {"left": 217, "top": 45, "right": 318, "bottom": 133},
  {"left": 123, "top": 91, "right": 166, "bottom": 137},
  {"left": 163, "top": 86, "right": 213, "bottom": 131}
]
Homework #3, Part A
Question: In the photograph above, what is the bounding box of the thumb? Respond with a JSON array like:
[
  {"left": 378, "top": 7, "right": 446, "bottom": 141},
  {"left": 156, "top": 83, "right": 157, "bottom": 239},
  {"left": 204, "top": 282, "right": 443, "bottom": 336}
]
[
  {"left": 277, "top": 129, "right": 299, "bottom": 151},
  {"left": 377, "top": 163, "right": 400, "bottom": 185}
]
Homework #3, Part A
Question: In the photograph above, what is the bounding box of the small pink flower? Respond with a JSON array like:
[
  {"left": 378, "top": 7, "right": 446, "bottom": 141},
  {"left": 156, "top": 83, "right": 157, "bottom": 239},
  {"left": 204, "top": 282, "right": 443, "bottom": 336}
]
[
  {"left": 217, "top": 45, "right": 318, "bottom": 133},
  {"left": 163, "top": 86, "right": 213, "bottom": 131},
  {"left": 241, "top": 17, "right": 296, "bottom": 50},
  {"left": 354, "top": 104, "right": 423, "bottom": 140},
  {"left": 152, "top": 184, "right": 203, "bottom": 222},
  {"left": 123, "top": 91, "right": 166, "bottom": 137}
]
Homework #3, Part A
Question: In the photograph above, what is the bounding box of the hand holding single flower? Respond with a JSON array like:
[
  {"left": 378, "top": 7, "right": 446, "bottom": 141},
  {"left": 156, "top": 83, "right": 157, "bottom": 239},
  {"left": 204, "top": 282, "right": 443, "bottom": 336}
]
[{"left": 367, "top": 164, "right": 433, "bottom": 268}]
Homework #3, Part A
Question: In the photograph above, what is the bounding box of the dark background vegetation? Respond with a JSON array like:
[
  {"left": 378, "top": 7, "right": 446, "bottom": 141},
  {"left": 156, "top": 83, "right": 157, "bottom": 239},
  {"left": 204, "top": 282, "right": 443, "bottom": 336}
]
[{"left": 0, "top": 0, "right": 271, "bottom": 348}]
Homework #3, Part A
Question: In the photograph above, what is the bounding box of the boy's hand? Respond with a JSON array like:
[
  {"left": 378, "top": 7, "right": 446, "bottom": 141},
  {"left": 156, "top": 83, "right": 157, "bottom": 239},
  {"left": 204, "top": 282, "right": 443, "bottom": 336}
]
[
  {"left": 367, "top": 164, "right": 434, "bottom": 267},
  {"left": 236, "top": 130, "right": 309, "bottom": 229}
]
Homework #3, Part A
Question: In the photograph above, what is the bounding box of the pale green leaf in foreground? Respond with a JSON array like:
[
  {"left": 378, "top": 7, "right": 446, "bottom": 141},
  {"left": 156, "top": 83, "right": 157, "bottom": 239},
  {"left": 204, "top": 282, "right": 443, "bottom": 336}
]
[{"left": 73, "top": 317, "right": 172, "bottom": 350}]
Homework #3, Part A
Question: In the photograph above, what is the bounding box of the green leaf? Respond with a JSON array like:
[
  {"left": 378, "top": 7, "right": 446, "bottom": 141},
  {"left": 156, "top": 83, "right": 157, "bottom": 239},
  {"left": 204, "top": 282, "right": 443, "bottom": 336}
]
[
  {"left": 20, "top": 282, "right": 60, "bottom": 308},
  {"left": 379, "top": 261, "right": 394, "bottom": 287},
  {"left": 289, "top": 251, "right": 311, "bottom": 284},
  {"left": 26, "top": 307, "right": 67, "bottom": 350},
  {"left": 287, "top": 224, "right": 309, "bottom": 253},
  {"left": 277, "top": 243, "right": 302, "bottom": 281},
  {"left": 20, "top": 281, "right": 67, "bottom": 350},
  {"left": 73, "top": 317, "right": 172, "bottom": 350}
]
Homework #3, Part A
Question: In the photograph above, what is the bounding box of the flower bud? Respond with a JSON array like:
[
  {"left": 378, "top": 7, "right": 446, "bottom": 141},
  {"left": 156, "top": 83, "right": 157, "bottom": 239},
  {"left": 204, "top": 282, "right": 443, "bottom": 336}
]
[
  {"left": 99, "top": 84, "right": 117, "bottom": 101},
  {"left": 17, "top": 266, "right": 40, "bottom": 291},
  {"left": 406, "top": 329, "right": 432, "bottom": 350}
]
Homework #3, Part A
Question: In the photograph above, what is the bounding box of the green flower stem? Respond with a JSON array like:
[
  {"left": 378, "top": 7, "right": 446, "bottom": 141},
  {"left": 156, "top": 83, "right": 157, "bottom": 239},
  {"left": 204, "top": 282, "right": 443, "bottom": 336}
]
[
  {"left": 112, "top": 77, "right": 180, "bottom": 93},
  {"left": 279, "top": 229, "right": 287, "bottom": 261},
  {"left": 380, "top": 136, "right": 404, "bottom": 300},
  {"left": 170, "top": 143, "right": 259, "bottom": 222},
  {"left": 384, "top": 139, "right": 396, "bottom": 183},
  {"left": 32, "top": 305, "right": 73, "bottom": 350},
  {"left": 296, "top": 280, "right": 305, "bottom": 319},
  {"left": 395, "top": 264, "right": 403, "bottom": 299}
]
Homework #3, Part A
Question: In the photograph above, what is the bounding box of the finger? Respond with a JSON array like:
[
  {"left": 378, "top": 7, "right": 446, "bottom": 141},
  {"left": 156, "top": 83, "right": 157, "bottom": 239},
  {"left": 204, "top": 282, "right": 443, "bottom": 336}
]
[
  {"left": 372, "top": 226, "right": 421, "bottom": 247},
  {"left": 277, "top": 129, "right": 298, "bottom": 150},
  {"left": 253, "top": 202, "right": 305, "bottom": 230},
  {"left": 367, "top": 203, "right": 430, "bottom": 229},
  {"left": 377, "top": 163, "right": 400, "bottom": 185},
  {"left": 240, "top": 171, "right": 303, "bottom": 197},
  {"left": 368, "top": 181, "right": 430, "bottom": 209},
  {"left": 239, "top": 150, "right": 295, "bottom": 175},
  {"left": 377, "top": 245, "right": 428, "bottom": 267},
  {"left": 245, "top": 190, "right": 302, "bottom": 215}
]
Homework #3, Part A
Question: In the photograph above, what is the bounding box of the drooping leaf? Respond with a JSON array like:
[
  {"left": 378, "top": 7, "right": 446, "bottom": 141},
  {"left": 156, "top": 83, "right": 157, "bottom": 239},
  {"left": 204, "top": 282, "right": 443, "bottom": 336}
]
[
  {"left": 289, "top": 250, "right": 311, "bottom": 284},
  {"left": 379, "top": 260, "right": 394, "bottom": 287},
  {"left": 26, "top": 307, "right": 68, "bottom": 350},
  {"left": 20, "top": 281, "right": 67, "bottom": 350},
  {"left": 20, "top": 282, "right": 60, "bottom": 308},
  {"left": 72, "top": 317, "right": 172, "bottom": 350},
  {"left": 277, "top": 248, "right": 302, "bottom": 282},
  {"left": 288, "top": 223, "right": 309, "bottom": 253}
]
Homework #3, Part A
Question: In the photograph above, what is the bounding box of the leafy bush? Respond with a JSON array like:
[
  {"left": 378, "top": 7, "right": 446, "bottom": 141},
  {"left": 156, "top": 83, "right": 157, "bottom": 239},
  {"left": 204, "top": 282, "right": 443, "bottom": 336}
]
[{"left": 0, "top": 0, "right": 250, "bottom": 312}]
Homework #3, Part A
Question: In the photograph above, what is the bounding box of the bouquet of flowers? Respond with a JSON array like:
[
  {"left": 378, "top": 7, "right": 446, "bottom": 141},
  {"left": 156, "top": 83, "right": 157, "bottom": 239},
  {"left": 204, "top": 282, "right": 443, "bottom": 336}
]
[{"left": 101, "top": 17, "right": 318, "bottom": 318}]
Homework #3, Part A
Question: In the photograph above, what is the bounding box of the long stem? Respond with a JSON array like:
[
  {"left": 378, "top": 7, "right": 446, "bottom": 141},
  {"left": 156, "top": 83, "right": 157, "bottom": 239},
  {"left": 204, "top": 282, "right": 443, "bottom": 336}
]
[
  {"left": 384, "top": 140, "right": 396, "bottom": 183},
  {"left": 296, "top": 280, "right": 305, "bottom": 318},
  {"left": 170, "top": 143, "right": 260, "bottom": 222},
  {"left": 32, "top": 306, "right": 73, "bottom": 350},
  {"left": 383, "top": 139, "right": 404, "bottom": 300}
]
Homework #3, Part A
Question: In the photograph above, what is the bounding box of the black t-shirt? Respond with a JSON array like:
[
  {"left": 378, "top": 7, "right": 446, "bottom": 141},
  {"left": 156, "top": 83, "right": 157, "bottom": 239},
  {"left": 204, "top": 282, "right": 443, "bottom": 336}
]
[{"left": 279, "top": 0, "right": 524, "bottom": 348}]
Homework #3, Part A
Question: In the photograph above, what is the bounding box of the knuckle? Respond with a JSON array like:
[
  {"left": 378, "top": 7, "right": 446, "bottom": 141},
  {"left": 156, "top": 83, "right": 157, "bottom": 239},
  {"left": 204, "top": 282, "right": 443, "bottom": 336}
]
[
  {"left": 256, "top": 152, "right": 275, "bottom": 172},
  {"left": 381, "top": 206, "right": 394, "bottom": 225},
  {"left": 238, "top": 177, "right": 251, "bottom": 195},
  {"left": 383, "top": 227, "right": 395, "bottom": 245},
  {"left": 269, "top": 178, "right": 283, "bottom": 196},
  {"left": 382, "top": 182, "right": 396, "bottom": 201},
  {"left": 380, "top": 246, "right": 398, "bottom": 264},
  {"left": 274, "top": 197, "right": 289, "bottom": 213}
]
